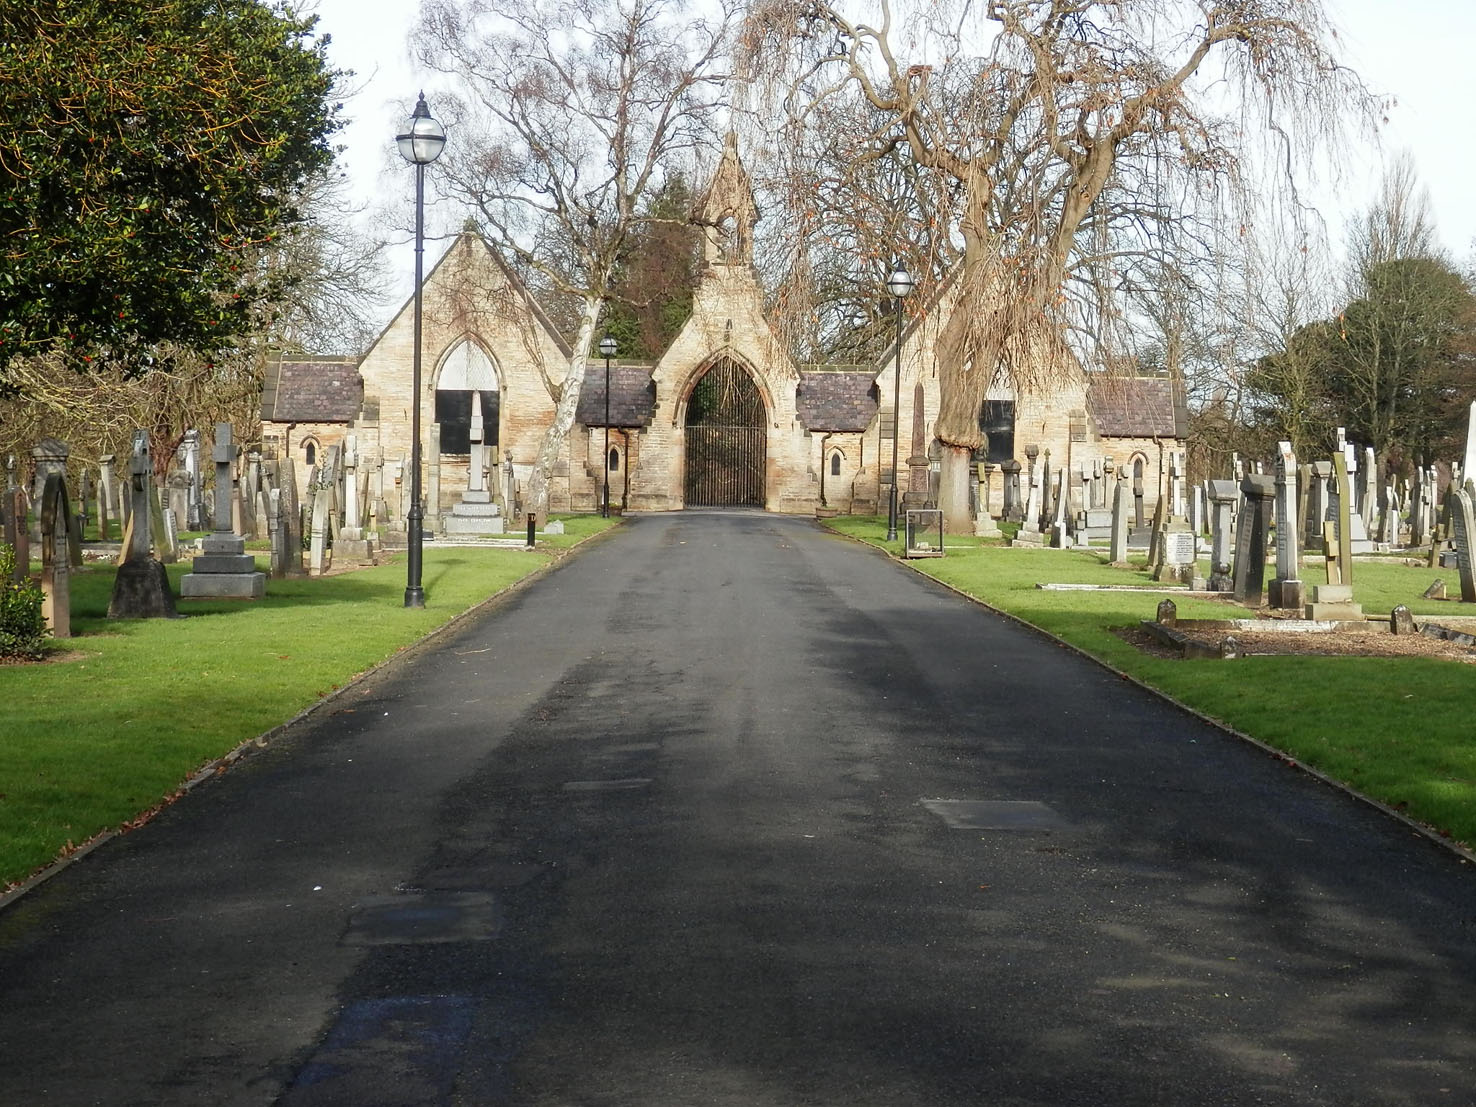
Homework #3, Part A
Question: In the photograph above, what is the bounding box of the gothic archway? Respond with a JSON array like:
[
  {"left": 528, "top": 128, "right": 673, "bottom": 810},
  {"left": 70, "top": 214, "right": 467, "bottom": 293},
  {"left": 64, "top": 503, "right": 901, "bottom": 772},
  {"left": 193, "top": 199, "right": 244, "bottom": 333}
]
[{"left": 683, "top": 358, "right": 766, "bottom": 507}]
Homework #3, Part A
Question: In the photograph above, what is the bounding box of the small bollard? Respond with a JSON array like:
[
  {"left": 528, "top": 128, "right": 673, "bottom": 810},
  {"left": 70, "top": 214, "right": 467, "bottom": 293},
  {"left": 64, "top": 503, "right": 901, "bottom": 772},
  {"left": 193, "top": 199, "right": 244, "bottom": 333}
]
[{"left": 526, "top": 512, "right": 536, "bottom": 549}]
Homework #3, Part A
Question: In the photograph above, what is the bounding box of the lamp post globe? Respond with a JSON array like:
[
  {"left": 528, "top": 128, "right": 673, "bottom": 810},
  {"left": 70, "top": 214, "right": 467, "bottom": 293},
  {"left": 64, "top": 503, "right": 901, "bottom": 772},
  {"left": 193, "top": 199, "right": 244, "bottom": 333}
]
[
  {"left": 598, "top": 335, "right": 617, "bottom": 517},
  {"left": 885, "top": 263, "right": 913, "bottom": 542},
  {"left": 397, "top": 93, "right": 445, "bottom": 608}
]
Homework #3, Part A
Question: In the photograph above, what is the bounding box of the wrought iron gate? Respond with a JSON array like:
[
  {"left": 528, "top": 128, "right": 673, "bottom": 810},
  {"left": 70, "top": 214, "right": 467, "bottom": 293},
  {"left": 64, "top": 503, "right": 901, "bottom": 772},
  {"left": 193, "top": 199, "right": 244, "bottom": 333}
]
[{"left": 683, "top": 360, "right": 766, "bottom": 507}]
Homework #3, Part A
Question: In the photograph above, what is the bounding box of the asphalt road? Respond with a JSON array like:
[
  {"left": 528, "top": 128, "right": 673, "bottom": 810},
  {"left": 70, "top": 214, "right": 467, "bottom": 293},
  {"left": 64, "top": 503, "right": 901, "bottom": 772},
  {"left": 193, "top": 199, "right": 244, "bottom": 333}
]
[{"left": 2, "top": 511, "right": 1474, "bottom": 1106}]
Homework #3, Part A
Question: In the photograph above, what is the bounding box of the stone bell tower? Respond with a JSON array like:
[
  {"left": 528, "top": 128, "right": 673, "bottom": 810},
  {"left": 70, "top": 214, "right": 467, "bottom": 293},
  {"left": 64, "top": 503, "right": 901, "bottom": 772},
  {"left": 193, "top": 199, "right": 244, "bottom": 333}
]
[{"left": 694, "top": 132, "right": 759, "bottom": 267}]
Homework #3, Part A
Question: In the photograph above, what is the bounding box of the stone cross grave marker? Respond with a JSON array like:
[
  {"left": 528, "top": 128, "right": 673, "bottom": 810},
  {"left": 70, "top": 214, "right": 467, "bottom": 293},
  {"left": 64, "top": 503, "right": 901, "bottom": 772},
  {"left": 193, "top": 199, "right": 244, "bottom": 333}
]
[
  {"left": 179, "top": 422, "right": 265, "bottom": 599},
  {"left": 108, "top": 430, "right": 177, "bottom": 618}
]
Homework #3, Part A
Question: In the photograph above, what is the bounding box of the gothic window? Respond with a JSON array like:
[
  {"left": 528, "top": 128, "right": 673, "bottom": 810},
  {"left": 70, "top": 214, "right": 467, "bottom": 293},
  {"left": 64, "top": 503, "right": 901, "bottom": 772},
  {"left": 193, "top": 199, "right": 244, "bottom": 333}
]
[
  {"left": 609, "top": 448, "right": 621, "bottom": 472},
  {"left": 830, "top": 452, "right": 842, "bottom": 477},
  {"left": 303, "top": 439, "right": 317, "bottom": 467},
  {"left": 436, "top": 339, "right": 500, "bottom": 454},
  {"left": 977, "top": 400, "right": 1016, "bottom": 463}
]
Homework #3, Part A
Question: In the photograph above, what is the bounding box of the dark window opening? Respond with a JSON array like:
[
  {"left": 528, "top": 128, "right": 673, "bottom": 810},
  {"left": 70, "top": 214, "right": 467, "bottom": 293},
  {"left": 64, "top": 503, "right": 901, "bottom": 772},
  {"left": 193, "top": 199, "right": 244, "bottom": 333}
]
[
  {"left": 609, "top": 448, "right": 620, "bottom": 472},
  {"left": 435, "top": 390, "right": 500, "bottom": 454},
  {"left": 830, "top": 452, "right": 842, "bottom": 476},
  {"left": 976, "top": 400, "right": 1015, "bottom": 463},
  {"left": 304, "top": 441, "right": 317, "bottom": 466}
]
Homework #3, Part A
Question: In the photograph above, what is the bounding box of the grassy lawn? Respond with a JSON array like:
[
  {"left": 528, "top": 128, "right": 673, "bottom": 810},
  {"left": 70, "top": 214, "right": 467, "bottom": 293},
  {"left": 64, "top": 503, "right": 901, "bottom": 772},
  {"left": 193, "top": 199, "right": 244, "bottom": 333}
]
[
  {"left": 827, "top": 516, "right": 1476, "bottom": 850},
  {"left": 0, "top": 516, "right": 615, "bottom": 892}
]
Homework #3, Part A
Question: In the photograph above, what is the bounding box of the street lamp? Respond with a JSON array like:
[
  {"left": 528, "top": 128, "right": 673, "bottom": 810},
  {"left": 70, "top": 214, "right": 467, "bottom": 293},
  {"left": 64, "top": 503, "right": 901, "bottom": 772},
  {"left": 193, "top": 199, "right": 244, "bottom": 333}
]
[
  {"left": 885, "top": 262, "right": 915, "bottom": 542},
  {"left": 599, "top": 334, "right": 617, "bottom": 517},
  {"left": 396, "top": 92, "right": 446, "bottom": 608}
]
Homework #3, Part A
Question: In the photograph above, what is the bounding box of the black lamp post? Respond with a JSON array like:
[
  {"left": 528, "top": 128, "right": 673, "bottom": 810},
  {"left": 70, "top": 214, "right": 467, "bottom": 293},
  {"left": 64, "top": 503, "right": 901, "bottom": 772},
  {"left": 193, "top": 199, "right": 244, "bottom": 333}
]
[
  {"left": 885, "top": 262, "right": 915, "bottom": 542},
  {"left": 396, "top": 92, "right": 446, "bottom": 608},
  {"left": 599, "top": 334, "right": 617, "bottom": 517}
]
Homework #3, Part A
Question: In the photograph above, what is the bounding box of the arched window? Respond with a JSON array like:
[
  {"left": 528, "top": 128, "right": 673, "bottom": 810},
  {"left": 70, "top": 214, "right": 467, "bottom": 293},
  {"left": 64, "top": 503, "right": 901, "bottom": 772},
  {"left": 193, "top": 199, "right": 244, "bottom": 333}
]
[
  {"left": 303, "top": 440, "right": 317, "bottom": 467},
  {"left": 830, "top": 452, "right": 842, "bottom": 476},
  {"left": 609, "top": 447, "right": 620, "bottom": 472},
  {"left": 435, "top": 340, "right": 499, "bottom": 454}
]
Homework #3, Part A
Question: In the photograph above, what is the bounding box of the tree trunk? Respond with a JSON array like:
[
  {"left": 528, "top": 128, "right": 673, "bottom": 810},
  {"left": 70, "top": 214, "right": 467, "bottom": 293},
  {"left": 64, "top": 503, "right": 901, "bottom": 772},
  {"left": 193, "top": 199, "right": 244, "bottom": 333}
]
[
  {"left": 524, "top": 298, "right": 601, "bottom": 522},
  {"left": 937, "top": 445, "right": 974, "bottom": 534}
]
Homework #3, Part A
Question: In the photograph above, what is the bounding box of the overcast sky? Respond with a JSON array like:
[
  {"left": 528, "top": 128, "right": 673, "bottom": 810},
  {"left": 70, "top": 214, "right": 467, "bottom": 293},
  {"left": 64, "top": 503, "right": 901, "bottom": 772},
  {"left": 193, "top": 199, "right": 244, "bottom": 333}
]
[{"left": 309, "top": 0, "right": 1476, "bottom": 311}]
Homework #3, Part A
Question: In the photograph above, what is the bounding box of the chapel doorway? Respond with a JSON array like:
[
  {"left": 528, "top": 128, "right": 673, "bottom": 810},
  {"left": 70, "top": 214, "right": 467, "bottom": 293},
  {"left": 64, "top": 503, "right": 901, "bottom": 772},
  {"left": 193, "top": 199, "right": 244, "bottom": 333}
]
[{"left": 683, "top": 359, "right": 766, "bottom": 507}]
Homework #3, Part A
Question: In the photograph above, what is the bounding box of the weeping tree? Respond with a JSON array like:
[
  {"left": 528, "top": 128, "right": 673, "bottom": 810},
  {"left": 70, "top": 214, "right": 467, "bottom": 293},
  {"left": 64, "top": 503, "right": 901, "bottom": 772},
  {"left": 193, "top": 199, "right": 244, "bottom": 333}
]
[
  {"left": 739, "top": 0, "right": 1374, "bottom": 529},
  {"left": 415, "top": 0, "right": 732, "bottom": 520}
]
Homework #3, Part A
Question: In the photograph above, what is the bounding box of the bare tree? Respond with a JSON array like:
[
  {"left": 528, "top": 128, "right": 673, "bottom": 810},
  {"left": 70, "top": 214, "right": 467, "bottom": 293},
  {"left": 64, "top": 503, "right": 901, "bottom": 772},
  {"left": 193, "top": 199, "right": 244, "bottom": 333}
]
[
  {"left": 415, "top": 0, "right": 732, "bottom": 520},
  {"left": 740, "top": 0, "right": 1373, "bottom": 528},
  {"left": 0, "top": 170, "right": 389, "bottom": 477}
]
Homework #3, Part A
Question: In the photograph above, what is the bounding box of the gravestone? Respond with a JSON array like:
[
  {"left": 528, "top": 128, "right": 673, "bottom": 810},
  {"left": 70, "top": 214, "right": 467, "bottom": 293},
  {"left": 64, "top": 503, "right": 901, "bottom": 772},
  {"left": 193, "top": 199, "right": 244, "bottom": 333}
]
[
  {"left": 1187, "top": 482, "right": 1204, "bottom": 542},
  {"left": 1462, "top": 401, "right": 1476, "bottom": 498},
  {"left": 1049, "top": 469, "right": 1072, "bottom": 548},
  {"left": 1304, "top": 460, "right": 1331, "bottom": 552},
  {"left": 1132, "top": 473, "right": 1145, "bottom": 531},
  {"left": 1000, "top": 459, "right": 1023, "bottom": 523},
  {"left": 1231, "top": 474, "right": 1275, "bottom": 606},
  {"left": 1108, "top": 472, "right": 1130, "bottom": 564},
  {"left": 277, "top": 459, "right": 305, "bottom": 577},
  {"left": 1409, "top": 468, "right": 1428, "bottom": 548},
  {"left": 335, "top": 434, "right": 382, "bottom": 558},
  {"left": 1038, "top": 448, "right": 1053, "bottom": 526},
  {"left": 1153, "top": 526, "right": 1197, "bottom": 585},
  {"left": 1304, "top": 450, "right": 1363, "bottom": 620},
  {"left": 30, "top": 438, "right": 70, "bottom": 543},
  {"left": 443, "top": 399, "right": 506, "bottom": 536},
  {"left": 426, "top": 423, "right": 442, "bottom": 536},
  {"left": 97, "top": 454, "right": 116, "bottom": 541},
  {"left": 108, "top": 430, "right": 178, "bottom": 618},
  {"left": 1449, "top": 489, "right": 1476, "bottom": 603},
  {"left": 5, "top": 489, "right": 29, "bottom": 582},
  {"left": 181, "top": 429, "right": 204, "bottom": 530},
  {"left": 248, "top": 451, "right": 268, "bottom": 538},
  {"left": 307, "top": 448, "right": 339, "bottom": 577},
  {"left": 1268, "top": 441, "right": 1303, "bottom": 610},
  {"left": 268, "top": 487, "right": 288, "bottom": 578},
  {"left": 972, "top": 464, "right": 1001, "bottom": 538},
  {"left": 978, "top": 462, "right": 996, "bottom": 517},
  {"left": 903, "top": 381, "right": 930, "bottom": 509},
  {"left": 180, "top": 423, "right": 266, "bottom": 599},
  {"left": 38, "top": 474, "right": 78, "bottom": 638},
  {"left": 1012, "top": 448, "right": 1045, "bottom": 546},
  {"left": 0, "top": 489, "right": 18, "bottom": 580},
  {"left": 166, "top": 470, "right": 190, "bottom": 539},
  {"left": 1206, "top": 479, "right": 1239, "bottom": 593},
  {"left": 1361, "top": 446, "right": 1378, "bottom": 535},
  {"left": 1144, "top": 488, "right": 1168, "bottom": 575}
]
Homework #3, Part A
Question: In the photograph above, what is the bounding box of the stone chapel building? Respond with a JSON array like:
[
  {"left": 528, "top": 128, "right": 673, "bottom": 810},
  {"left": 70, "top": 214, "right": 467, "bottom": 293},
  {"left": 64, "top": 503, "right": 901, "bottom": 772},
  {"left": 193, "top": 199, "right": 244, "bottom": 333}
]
[{"left": 260, "top": 137, "right": 1186, "bottom": 527}]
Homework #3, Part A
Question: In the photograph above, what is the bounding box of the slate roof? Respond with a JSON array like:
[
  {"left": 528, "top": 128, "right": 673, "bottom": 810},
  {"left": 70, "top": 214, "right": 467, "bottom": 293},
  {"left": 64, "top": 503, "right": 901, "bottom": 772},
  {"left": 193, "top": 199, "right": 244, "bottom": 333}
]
[
  {"left": 1087, "top": 376, "right": 1187, "bottom": 439},
  {"left": 577, "top": 364, "right": 657, "bottom": 428},
  {"left": 796, "top": 372, "right": 879, "bottom": 433},
  {"left": 261, "top": 357, "right": 363, "bottom": 423}
]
